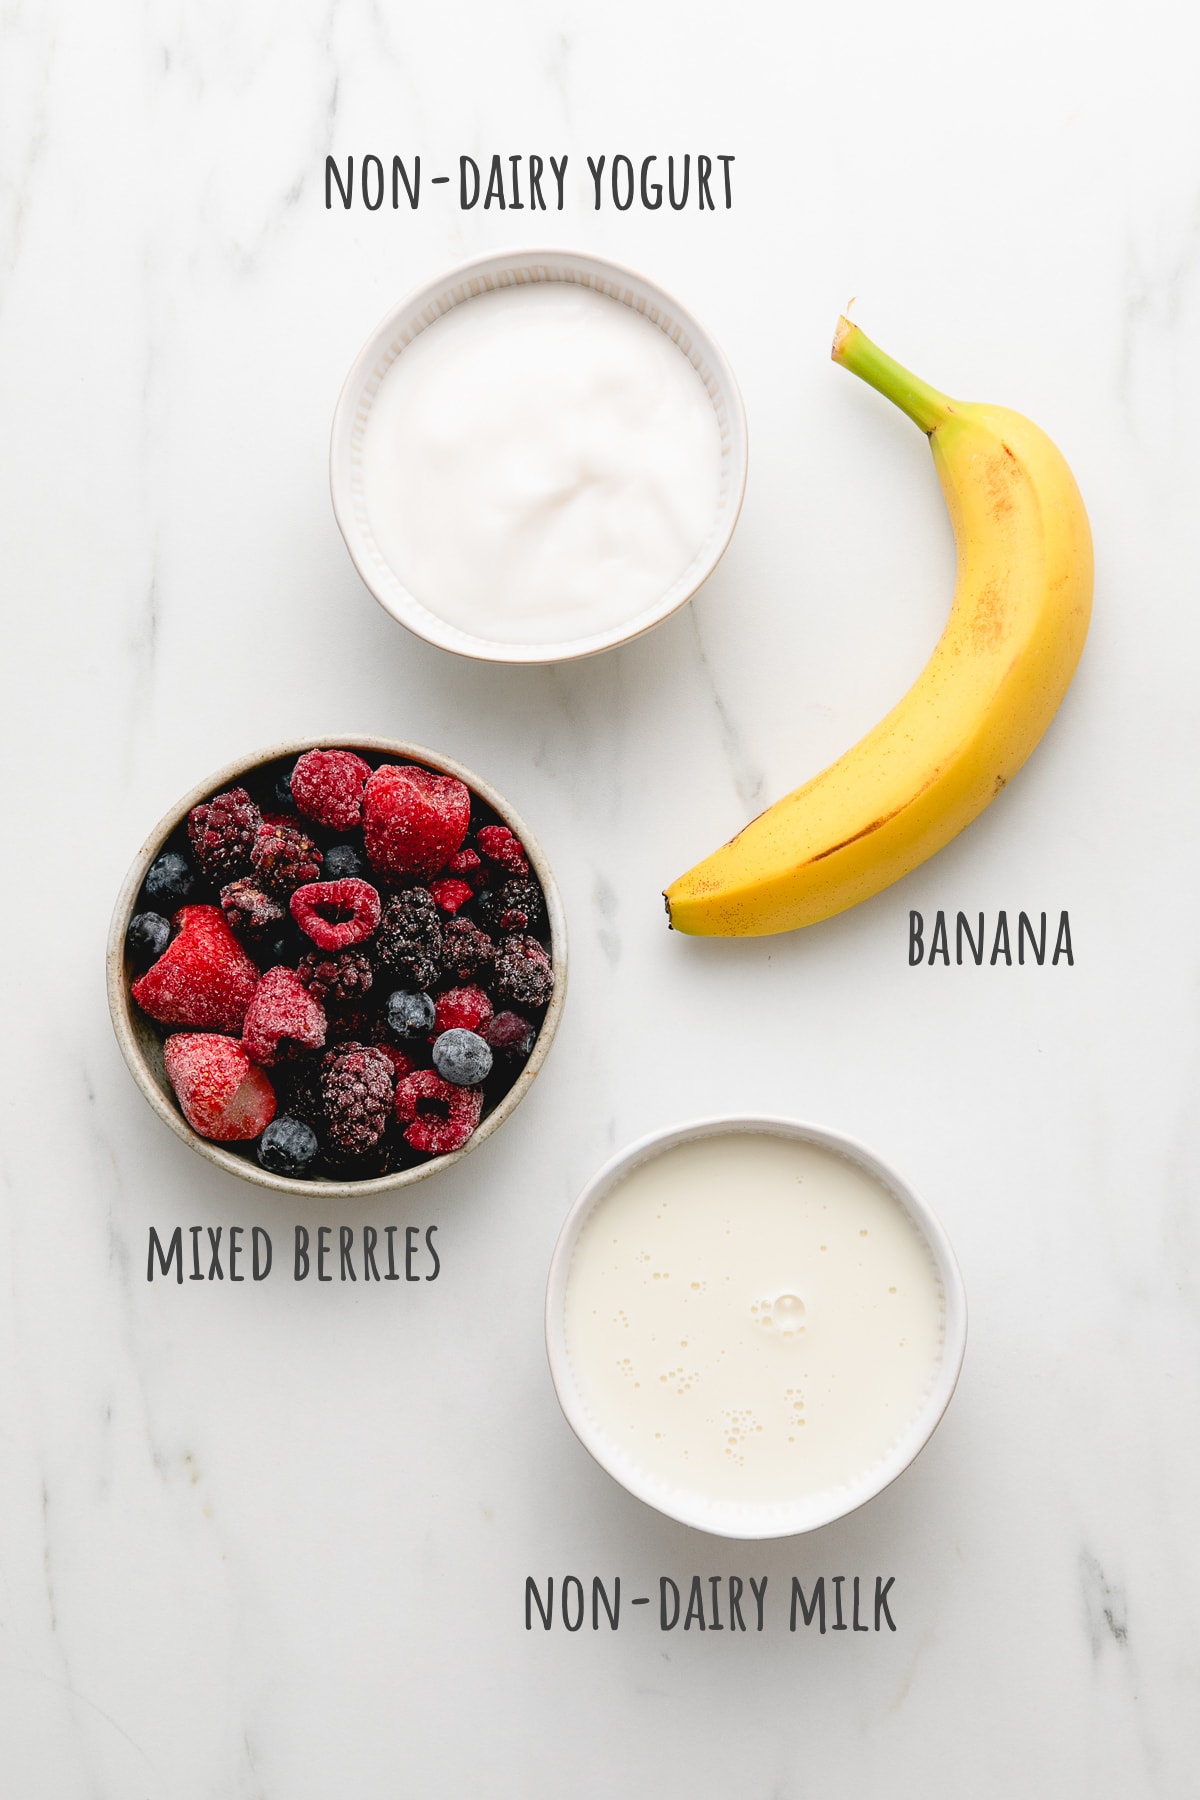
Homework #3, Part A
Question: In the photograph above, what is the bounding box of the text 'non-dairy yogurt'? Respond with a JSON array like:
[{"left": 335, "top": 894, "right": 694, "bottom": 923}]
[
  {"left": 562, "top": 1132, "right": 947, "bottom": 1510},
  {"left": 360, "top": 282, "right": 724, "bottom": 647}
]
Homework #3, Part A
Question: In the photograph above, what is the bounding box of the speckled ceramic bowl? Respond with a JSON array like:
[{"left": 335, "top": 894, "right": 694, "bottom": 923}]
[
  {"left": 330, "top": 247, "right": 748, "bottom": 664},
  {"left": 107, "top": 737, "right": 567, "bottom": 1197}
]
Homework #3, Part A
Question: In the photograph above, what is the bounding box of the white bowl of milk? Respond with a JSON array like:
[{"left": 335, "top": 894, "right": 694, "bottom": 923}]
[
  {"left": 331, "top": 250, "right": 748, "bottom": 663},
  {"left": 546, "top": 1117, "right": 966, "bottom": 1538}
]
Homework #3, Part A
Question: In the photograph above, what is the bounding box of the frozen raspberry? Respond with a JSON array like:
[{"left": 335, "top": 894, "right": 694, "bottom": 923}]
[
  {"left": 378, "top": 1044, "right": 418, "bottom": 1082},
  {"left": 445, "top": 846, "right": 485, "bottom": 889},
  {"left": 297, "top": 949, "right": 374, "bottom": 1004},
  {"left": 375, "top": 890, "right": 442, "bottom": 987},
  {"left": 290, "top": 878, "right": 381, "bottom": 950},
  {"left": 220, "top": 879, "right": 285, "bottom": 939},
  {"left": 321, "top": 1043, "right": 395, "bottom": 1156},
  {"left": 485, "top": 1010, "right": 536, "bottom": 1064},
  {"left": 434, "top": 986, "right": 493, "bottom": 1037},
  {"left": 188, "top": 788, "right": 261, "bottom": 881},
  {"left": 132, "top": 905, "right": 260, "bottom": 1031},
  {"left": 251, "top": 818, "right": 323, "bottom": 897},
  {"left": 242, "top": 966, "right": 327, "bottom": 1067},
  {"left": 439, "top": 917, "right": 494, "bottom": 984},
  {"left": 394, "top": 1068, "right": 482, "bottom": 1155},
  {"left": 493, "top": 934, "right": 554, "bottom": 1010},
  {"left": 428, "top": 878, "right": 475, "bottom": 916},
  {"left": 290, "top": 748, "right": 373, "bottom": 831},
  {"left": 479, "top": 877, "right": 543, "bottom": 934},
  {"left": 164, "top": 1034, "right": 276, "bottom": 1141},
  {"left": 476, "top": 824, "right": 530, "bottom": 877},
  {"left": 363, "top": 764, "right": 470, "bottom": 881}
]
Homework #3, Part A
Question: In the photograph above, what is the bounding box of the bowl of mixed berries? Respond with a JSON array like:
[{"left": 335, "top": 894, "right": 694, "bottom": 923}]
[{"left": 107, "top": 738, "right": 566, "bottom": 1194}]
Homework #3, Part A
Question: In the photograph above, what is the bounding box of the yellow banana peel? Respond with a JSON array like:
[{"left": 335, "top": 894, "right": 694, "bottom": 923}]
[{"left": 664, "top": 318, "right": 1093, "bottom": 937}]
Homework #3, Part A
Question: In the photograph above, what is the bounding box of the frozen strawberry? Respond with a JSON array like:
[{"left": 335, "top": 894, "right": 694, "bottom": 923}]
[
  {"left": 242, "top": 966, "right": 327, "bottom": 1067},
  {"left": 290, "top": 748, "right": 373, "bottom": 831},
  {"left": 363, "top": 764, "right": 470, "bottom": 882},
  {"left": 132, "top": 905, "right": 260, "bottom": 1032},
  {"left": 476, "top": 824, "right": 530, "bottom": 877},
  {"left": 428, "top": 878, "right": 475, "bottom": 916},
  {"left": 163, "top": 1034, "right": 276, "bottom": 1141},
  {"left": 434, "top": 986, "right": 493, "bottom": 1037},
  {"left": 290, "top": 878, "right": 381, "bottom": 950},
  {"left": 394, "top": 1068, "right": 482, "bottom": 1155}
]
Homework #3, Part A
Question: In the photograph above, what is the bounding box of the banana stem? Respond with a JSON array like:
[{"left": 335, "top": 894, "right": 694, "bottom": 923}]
[{"left": 832, "top": 317, "right": 954, "bottom": 435}]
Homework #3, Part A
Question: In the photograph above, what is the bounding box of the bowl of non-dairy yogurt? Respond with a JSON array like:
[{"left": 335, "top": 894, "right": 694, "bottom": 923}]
[
  {"left": 546, "top": 1117, "right": 966, "bottom": 1538},
  {"left": 331, "top": 250, "right": 747, "bottom": 663}
]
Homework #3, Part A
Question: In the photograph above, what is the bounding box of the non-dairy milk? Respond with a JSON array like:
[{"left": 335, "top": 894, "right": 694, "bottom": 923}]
[
  {"left": 360, "top": 282, "right": 723, "bottom": 646},
  {"left": 562, "top": 1132, "right": 946, "bottom": 1507}
]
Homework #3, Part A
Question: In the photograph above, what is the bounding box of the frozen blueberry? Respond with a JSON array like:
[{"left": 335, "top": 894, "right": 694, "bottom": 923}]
[
  {"left": 323, "top": 843, "right": 364, "bottom": 881},
  {"left": 144, "top": 850, "right": 194, "bottom": 910},
  {"left": 385, "top": 989, "right": 436, "bottom": 1040},
  {"left": 258, "top": 1116, "right": 319, "bottom": 1177},
  {"left": 126, "top": 911, "right": 171, "bottom": 965},
  {"left": 432, "top": 1028, "right": 493, "bottom": 1086},
  {"left": 274, "top": 765, "right": 296, "bottom": 809}
]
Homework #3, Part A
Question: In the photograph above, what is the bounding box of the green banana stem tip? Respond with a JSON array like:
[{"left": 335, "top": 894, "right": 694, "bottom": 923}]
[{"left": 832, "top": 316, "right": 954, "bottom": 436}]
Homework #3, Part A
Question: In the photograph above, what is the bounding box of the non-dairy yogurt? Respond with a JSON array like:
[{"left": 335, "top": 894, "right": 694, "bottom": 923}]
[
  {"left": 561, "top": 1131, "right": 948, "bottom": 1510},
  {"left": 359, "top": 282, "right": 724, "bottom": 646}
]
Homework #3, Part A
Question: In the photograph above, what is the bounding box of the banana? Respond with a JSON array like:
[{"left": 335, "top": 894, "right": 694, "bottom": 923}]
[{"left": 664, "top": 318, "right": 1093, "bottom": 937}]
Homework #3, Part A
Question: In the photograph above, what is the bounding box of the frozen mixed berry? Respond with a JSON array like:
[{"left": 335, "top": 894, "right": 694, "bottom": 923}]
[
  {"left": 439, "top": 916, "right": 494, "bottom": 984},
  {"left": 126, "top": 912, "right": 171, "bottom": 966},
  {"left": 257, "top": 1115, "right": 320, "bottom": 1177},
  {"left": 144, "top": 851, "right": 195, "bottom": 910},
  {"left": 290, "top": 748, "right": 373, "bottom": 831},
  {"left": 476, "top": 824, "right": 530, "bottom": 877},
  {"left": 493, "top": 934, "right": 554, "bottom": 1010},
  {"left": 323, "top": 843, "right": 365, "bottom": 881},
  {"left": 385, "top": 989, "right": 436, "bottom": 1040},
  {"left": 290, "top": 878, "right": 381, "bottom": 951},
  {"left": 363, "top": 763, "right": 471, "bottom": 881},
  {"left": 321, "top": 1042, "right": 395, "bottom": 1156},
  {"left": 242, "top": 966, "right": 327, "bottom": 1067},
  {"left": 394, "top": 1068, "right": 483, "bottom": 1155},
  {"left": 434, "top": 986, "right": 493, "bottom": 1037},
  {"left": 478, "top": 877, "right": 543, "bottom": 934},
  {"left": 485, "top": 1010, "right": 536, "bottom": 1064},
  {"left": 132, "top": 905, "right": 260, "bottom": 1032},
  {"left": 297, "top": 949, "right": 373, "bottom": 1004},
  {"left": 376, "top": 889, "right": 442, "bottom": 987},
  {"left": 188, "top": 787, "right": 261, "bottom": 881},
  {"left": 252, "top": 818, "right": 323, "bottom": 897},
  {"left": 428, "top": 878, "right": 475, "bottom": 916},
  {"left": 220, "top": 879, "right": 285, "bottom": 939},
  {"left": 164, "top": 1034, "right": 276, "bottom": 1141},
  {"left": 433, "top": 1029, "right": 493, "bottom": 1086}
]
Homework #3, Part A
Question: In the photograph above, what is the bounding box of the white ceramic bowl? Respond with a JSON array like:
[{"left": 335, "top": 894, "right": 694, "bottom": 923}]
[
  {"left": 108, "top": 737, "right": 567, "bottom": 1198},
  {"left": 545, "top": 1116, "right": 967, "bottom": 1538},
  {"left": 330, "top": 248, "right": 748, "bottom": 664}
]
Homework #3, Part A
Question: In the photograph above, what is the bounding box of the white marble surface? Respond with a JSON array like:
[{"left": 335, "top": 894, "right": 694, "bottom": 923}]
[{"left": 2, "top": 1, "right": 1199, "bottom": 1793}]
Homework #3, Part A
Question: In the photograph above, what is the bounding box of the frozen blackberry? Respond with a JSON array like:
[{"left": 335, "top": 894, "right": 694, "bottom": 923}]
[
  {"left": 324, "top": 1006, "right": 387, "bottom": 1046},
  {"left": 220, "top": 879, "right": 285, "bottom": 939},
  {"left": 258, "top": 1116, "right": 319, "bottom": 1177},
  {"left": 376, "top": 889, "right": 442, "bottom": 988},
  {"left": 273, "top": 1058, "right": 324, "bottom": 1128},
  {"left": 251, "top": 819, "right": 323, "bottom": 897},
  {"left": 321, "top": 1042, "right": 395, "bottom": 1156},
  {"left": 493, "top": 934, "right": 554, "bottom": 1009},
  {"left": 144, "top": 851, "right": 195, "bottom": 910},
  {"left": 298, "top": 949, "right": 374, "bottom": 1004},
  {"left": 188, "top": 787, "right": 261, "bottom": 882},
  {"left": 439, "top": 916, "right": 494, "bottom": 984},
  {"left": 433, "top": 1028, "right": 493, "bottom": 1086},
  {"left": 323, "top": 843, "right": 365, "bottom": 881},
  {"left": 385, "top": 989, "right": 436, "bottom": 1040},
  {"left": 126, "top": 912, "right": 171, "bottom": 966},
  {"left": 478, "top": 877, "right": 543, "bottom": 934}
]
